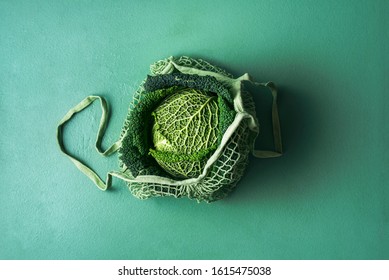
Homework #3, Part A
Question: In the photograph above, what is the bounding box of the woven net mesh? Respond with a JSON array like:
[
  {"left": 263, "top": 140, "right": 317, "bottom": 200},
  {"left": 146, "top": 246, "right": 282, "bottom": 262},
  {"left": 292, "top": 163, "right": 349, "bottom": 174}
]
[{"left": 118, "top": 56, "right": 258, "bottom": 202}]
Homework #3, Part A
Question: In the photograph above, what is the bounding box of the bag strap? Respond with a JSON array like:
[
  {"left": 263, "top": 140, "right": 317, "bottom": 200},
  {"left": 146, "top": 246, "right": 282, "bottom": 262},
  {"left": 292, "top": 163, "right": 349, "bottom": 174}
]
[
  {"left": 56, "top": 96, "right": 122, "bottom": 191},
  {"left": 252, "top": 82, "right": 283, "bottom": 158}
]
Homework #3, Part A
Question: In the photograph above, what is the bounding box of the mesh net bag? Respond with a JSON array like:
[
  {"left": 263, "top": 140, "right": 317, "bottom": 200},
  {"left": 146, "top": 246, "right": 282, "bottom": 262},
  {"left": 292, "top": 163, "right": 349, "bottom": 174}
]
[{"left": 56, "top": 56, "right": 282, "bottom": 203}]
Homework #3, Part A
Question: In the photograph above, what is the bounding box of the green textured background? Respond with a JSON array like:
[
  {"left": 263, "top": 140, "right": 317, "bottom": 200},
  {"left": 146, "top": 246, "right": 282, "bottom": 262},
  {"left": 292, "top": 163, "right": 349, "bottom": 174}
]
[{"left": 1, "top": 0, "right": 388, "bottom": 260}]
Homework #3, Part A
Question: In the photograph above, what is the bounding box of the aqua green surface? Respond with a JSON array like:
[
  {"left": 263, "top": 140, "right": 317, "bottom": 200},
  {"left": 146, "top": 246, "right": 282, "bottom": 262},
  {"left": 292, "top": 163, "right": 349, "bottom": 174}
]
[{"left": 0, "top": 0, "right": 388, "bottom": 259}]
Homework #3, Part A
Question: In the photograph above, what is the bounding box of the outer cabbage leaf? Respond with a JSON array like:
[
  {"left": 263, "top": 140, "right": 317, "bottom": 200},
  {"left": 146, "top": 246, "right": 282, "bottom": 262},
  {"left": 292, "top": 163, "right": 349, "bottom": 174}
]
[{"left": 119, "top": 86, "right": 181, "bottom": 177}]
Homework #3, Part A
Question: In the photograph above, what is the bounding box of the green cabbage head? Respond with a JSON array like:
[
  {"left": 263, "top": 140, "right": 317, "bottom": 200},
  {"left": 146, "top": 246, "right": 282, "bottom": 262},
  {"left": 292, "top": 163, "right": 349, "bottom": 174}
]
[
  {"left": 150, "top": 88, "right": 219, "bottom": 178},
  {"left": 119, "top": 71, "right": 237, "bottom": 183}
]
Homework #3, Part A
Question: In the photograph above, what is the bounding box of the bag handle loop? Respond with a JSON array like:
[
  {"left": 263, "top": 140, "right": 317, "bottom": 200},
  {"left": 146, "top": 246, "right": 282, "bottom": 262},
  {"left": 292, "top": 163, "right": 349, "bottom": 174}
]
[
  {"left": 252, "top": 82, "right": 283, "bottom": 158},
  {"left": 56, "top": 96, "right": 121, "bottom": 191}
]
